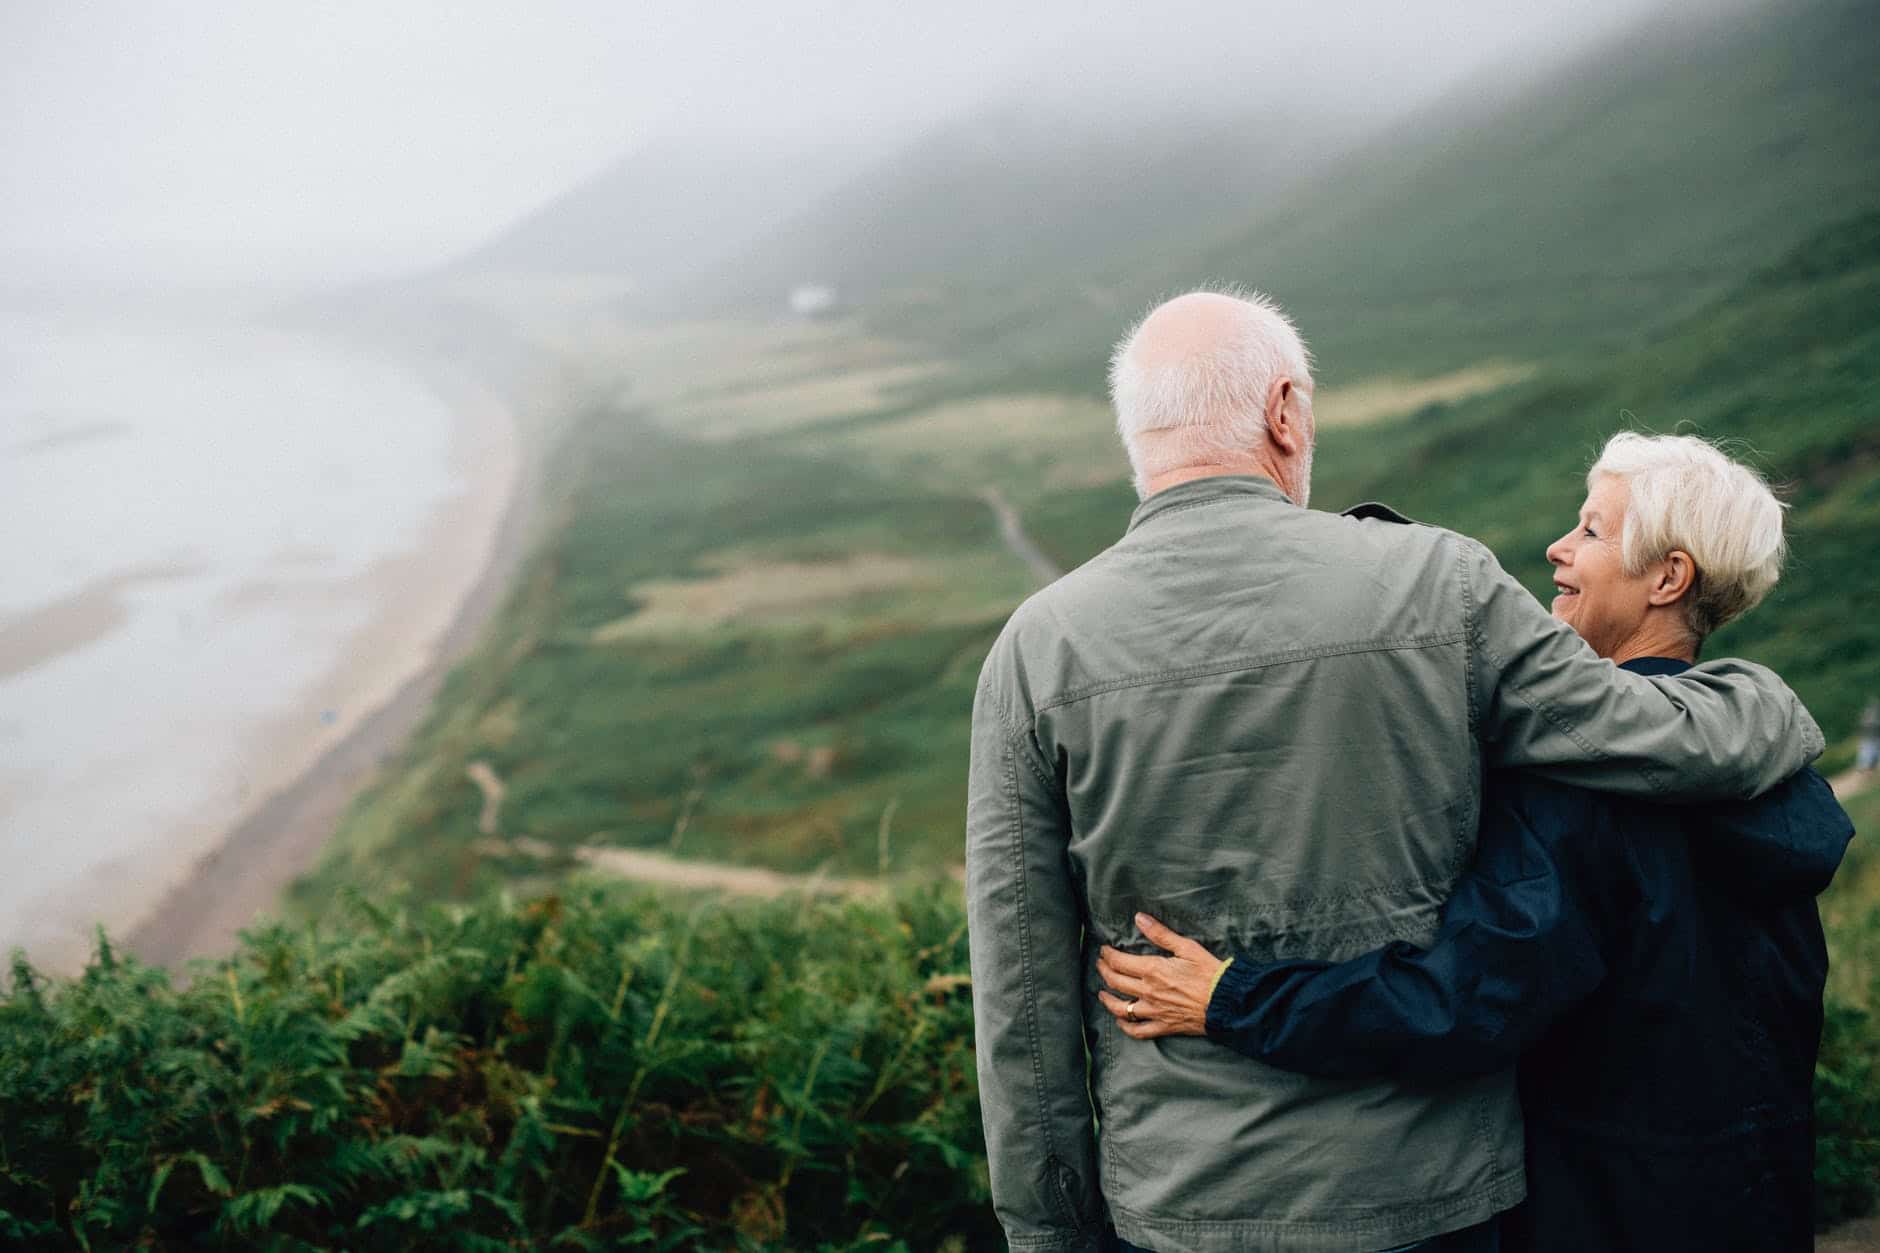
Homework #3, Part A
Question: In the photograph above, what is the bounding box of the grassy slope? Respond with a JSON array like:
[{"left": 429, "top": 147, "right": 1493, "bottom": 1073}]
[
  {"left": 301, "top": 210, "right": 1880, "bottom": 915},
  {"left": 857, "top": 0, "right": 1880, "bottom": 389},
  {"left": 293, "top": 399, "right": 1033, "bottom": 906},
  {"left": 1306, "top": 210, "right": 1880, "bottom": 738},
  {"left": 1186, "top": 0, "right": 1880, "bottom": 377}
]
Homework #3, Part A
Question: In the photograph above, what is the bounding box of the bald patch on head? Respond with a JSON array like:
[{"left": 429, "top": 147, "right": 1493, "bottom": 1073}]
[{"left": 1127, "top": 292, "right": 1253, "bottom": 372}]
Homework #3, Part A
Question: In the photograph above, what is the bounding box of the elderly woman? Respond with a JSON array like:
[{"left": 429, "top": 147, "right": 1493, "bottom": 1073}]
[{"left": 1096, "top": 432, "right": 1854, "bottom": 1252}]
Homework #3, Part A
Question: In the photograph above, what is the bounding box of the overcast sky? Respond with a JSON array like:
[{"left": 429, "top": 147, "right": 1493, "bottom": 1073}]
[{"left": 1, "top": 1, "right": 1677, "bottom": 288}]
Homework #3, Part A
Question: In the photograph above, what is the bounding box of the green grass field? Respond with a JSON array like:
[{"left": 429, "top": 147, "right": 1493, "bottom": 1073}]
[{"left": 298, "top": 209, "right": 1880, "bottom": 912}]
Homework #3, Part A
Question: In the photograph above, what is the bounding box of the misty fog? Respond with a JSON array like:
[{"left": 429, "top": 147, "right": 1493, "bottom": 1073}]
[{"left": 2, "top": 0, "right": 1681, "bottom": 293}]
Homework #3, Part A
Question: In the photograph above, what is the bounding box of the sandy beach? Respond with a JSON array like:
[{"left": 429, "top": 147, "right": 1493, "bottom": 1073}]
[{"left": 105, "top": 355, "right": 537, "bottom": 970}]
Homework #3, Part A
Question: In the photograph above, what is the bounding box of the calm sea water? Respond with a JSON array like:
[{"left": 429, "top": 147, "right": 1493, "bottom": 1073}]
[{"left": 0, "top": 310, "right": 466, "bottom": 963}]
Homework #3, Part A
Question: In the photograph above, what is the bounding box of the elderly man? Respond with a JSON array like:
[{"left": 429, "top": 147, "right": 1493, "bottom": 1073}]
[{"left": 963, "top": 289, "right": 1825, "bottom": 1252}]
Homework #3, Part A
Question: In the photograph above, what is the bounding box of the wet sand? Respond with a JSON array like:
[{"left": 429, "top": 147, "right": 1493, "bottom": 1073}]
[
  {"left": 0, "top": 562, "right": 204, "bottom": 681},
  {"left": 120, "top": 360, "right": 539, "bottom": 969}
]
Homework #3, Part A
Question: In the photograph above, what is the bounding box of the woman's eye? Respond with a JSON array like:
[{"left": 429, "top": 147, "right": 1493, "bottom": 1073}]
[{"left": 1582, "top": 527, "right": 1598, "bottom": 539}]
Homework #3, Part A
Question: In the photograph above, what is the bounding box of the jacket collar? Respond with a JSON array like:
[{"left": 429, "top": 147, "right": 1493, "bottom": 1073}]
[
  {"left": 1125, "top": 473, "right": 1294, "bottom": 536},
  {"left": 1618, "top": 656, "right": 1694, "bottom": 677}
]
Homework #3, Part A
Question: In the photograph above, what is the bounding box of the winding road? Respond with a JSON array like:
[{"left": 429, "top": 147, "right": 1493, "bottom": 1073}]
[{"left": 979, "top": 486, "right": 1063, "bottom": 586}]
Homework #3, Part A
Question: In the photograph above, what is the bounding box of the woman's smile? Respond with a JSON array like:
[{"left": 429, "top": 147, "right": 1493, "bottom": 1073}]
[{"left": 1543, "top": 474, "right": 1654, "bottom": 658}]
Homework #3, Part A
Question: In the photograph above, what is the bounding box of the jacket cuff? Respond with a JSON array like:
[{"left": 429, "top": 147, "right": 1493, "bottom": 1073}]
[
  {"left": 1206, "top": 955, "right": 1234, "bottom": 1002},
  {"left": 1007, "top": 1224, "right": 1117, "bottom": 1252},
  {"left": 1204, "top": 952, "right": 1264, "bottom": 1037}
]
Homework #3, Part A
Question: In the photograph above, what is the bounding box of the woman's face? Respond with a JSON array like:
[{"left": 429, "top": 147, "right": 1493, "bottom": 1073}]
[{"left": 1545, "top": 474, "right": 1658, "bottom": 659}]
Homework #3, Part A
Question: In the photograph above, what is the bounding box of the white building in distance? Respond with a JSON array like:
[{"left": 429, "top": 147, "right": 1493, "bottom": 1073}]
[{"left": 788, "top": 284, "right": 837, "bottom": 317}]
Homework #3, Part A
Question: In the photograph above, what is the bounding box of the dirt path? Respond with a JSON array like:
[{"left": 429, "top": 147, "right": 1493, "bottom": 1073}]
[
  {"left": 466, "top": 760, "right": 507, "bottom": 835},
  {"left": 1820, "top": 1216, "right": 1880, "bottom": 1251},
  {"left": 980, "top": 486, "right": 1063, "bottom": 586},
  {"left": 479, "top": 834, "right": 967, "bottom": 901},
  {"left": 1830, "top": 767, "right": 1873, "bottom": 801}
]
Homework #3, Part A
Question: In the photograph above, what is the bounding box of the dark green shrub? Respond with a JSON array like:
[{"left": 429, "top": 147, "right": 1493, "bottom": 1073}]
[
  {"left": 0, "top": 884, "right": 994, "bottom": 1251},
  {"left": 1818, "top": 899, "right": 1880, "bottom": 1228},
  {"left": 6, "top": 881, "right": 1874, "bottom": 1245}
]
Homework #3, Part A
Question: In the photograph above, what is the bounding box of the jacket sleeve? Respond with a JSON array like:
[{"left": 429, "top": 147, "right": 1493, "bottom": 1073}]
[
  {"left": 965, "top": 629, "right": 1107, "bottom": 1250},
  {"left": 1204, "top": 779, "right": 1620, "bottom": 1082},
  {"left": 1457, "top": 535, "right": 1823, "bottom": 800}
]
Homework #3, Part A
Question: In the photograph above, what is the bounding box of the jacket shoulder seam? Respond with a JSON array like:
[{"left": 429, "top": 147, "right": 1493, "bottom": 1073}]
[
  {"left": 1036, "top": 632, "right": 1468, "bottom": 713},
  {"left": 1128, "top": 494, "right": 1246, "bottom": 531},
  {"left": 1453, "top": 533, "right": 1481, "bottom": 737}
]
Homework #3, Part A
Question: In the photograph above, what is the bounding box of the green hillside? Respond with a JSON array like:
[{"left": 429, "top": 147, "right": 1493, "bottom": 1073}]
[
  {"left": 687, "top": 100, "right": 1364, "bottom": 316},
  {"left": 1306, "top": 208, "right": 1880, "bottom": 737},
  {"left": 1181, "top": 0, "right": 1880, "bottom": 377},
  {"left": 286, "top": 208, "right": 1880, "bottom": 968},
  {"left": 446, "top": 140, "right": 868, "bottom": 291},
  {"left": 840, "top": 0, "right": 1880, "bottom": 386}
]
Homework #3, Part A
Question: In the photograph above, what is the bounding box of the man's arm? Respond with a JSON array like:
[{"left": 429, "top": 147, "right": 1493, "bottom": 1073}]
[
  {"left": 1460, "top": 536, "right": 1822, "bottom": 799},
  {"left": 1203, "top": 778, "right": 1624, "bottom": 1082},
  {"left": 965, "top": 632, "right": 1106, "bottom": 1250}
]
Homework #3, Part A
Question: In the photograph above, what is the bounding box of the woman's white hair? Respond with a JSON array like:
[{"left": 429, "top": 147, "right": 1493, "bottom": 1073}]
[
  {"left": 1590, "top": 431, "right": 1788, "bottom": 641},
  {"left": 1108, "top": 286, "right": 1314, "bottom": 499}
]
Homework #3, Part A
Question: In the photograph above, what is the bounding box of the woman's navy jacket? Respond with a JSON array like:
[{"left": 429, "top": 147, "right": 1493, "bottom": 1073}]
[{"left": 1206, "top": 658, "right": 1856, "bottom": 1252}]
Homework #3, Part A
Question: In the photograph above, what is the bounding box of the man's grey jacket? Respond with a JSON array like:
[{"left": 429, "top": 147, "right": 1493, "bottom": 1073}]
[{"left": 964, "top": 473, "right": 1824, "bottom": 1253}]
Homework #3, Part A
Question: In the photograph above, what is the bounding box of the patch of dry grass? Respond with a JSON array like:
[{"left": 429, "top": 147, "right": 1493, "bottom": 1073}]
[
  {"left": 558, "top": 318, "right": 946, "bottom": 440},
  {"left": 670, "top": 360, "right": 947, "bottom": 440},
  {"left": 590, "top": 551, "right": 940, "bottom": 639},
  {"left": 1312, "top": 362, "right": 1534, "bottom": 427},
  {"left": 820, "top": 391, "right": 1125, "bottom": 491}
]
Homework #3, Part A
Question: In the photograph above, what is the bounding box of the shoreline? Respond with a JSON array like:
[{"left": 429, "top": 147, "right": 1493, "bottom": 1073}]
[{"left": 121, "top": 353, "right": 541, "bottom": 969}]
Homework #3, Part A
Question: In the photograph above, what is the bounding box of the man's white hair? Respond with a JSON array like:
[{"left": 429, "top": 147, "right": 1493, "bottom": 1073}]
[
  {"left": 1107, "top": 285, "right": 1315, "bottom": 500},
  {"left": 1589, "top": 431, "right": 1788, "bottom": 640}
]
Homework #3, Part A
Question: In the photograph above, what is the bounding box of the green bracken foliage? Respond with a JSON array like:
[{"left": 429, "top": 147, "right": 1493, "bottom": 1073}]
[
  {"left": 4, "top": 882, "right": 1876, "bottom": 1244},
  {"left": 0, "top": 884, "right": 996, "bottom": 1251}
]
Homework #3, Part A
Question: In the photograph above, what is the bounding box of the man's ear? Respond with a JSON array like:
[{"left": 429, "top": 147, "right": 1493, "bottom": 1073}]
[
  {"left": 1264, "top": 376, "right": 1303, "bottom": 456},
  {"left": 1648, "top": 550, "right": 1697, "bottom": 606}
]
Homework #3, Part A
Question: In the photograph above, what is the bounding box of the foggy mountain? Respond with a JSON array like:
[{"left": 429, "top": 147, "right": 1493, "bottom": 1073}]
[
  {"left": 427, "top": 0, "right": 1875, "bottom": 385},
  {"left": 672, "top": 99, "right": 1377, "bottom": 315},
  {"left": 1165, "top": 0, "right": 1880, "bottom": 377},
  {"left": 443, "top": 95, "right": 1377, "bottom": 323},
  {"left": 446, "top": 138, "right": 873, "bottom": 291},
  {"left": 826, "top": 0, "right": 1880, "bottom": 382}
]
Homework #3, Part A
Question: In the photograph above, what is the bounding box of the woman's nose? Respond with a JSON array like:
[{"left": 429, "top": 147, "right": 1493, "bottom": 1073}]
[{"left": 1546, "top": 532, "right": 1571, "bottom": 566}]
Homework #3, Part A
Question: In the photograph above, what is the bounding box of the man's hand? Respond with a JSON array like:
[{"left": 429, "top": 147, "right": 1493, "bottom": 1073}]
[{"left": 1096, "top": 912, "right": 1228, "bottom": 1040}]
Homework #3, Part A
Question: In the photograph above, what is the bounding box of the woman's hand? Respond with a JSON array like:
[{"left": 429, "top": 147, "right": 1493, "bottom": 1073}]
[{"left": 1096, "top": 912, "right": 1228, "bottom": 1040}]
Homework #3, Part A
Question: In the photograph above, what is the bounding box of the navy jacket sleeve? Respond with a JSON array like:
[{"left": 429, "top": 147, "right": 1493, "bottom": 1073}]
[{"left": 1205, "top": 775, "right": 1629, "bottom": 1083}]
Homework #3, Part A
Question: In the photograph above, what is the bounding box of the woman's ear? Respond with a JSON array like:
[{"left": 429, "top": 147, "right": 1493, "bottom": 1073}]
[{"left": 1648, "top": 550, "right": 1697, "bottom": 606}]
